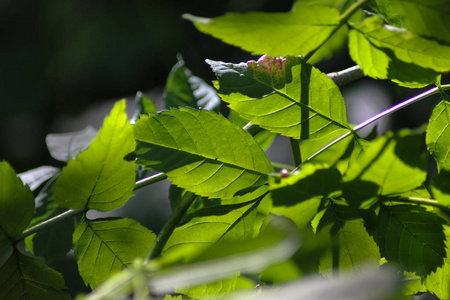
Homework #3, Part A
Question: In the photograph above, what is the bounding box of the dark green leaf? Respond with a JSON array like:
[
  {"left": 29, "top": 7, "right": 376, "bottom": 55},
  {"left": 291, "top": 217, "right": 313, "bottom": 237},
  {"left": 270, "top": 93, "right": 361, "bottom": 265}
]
[
  {"left": 54, "top": 100, "right": 136, "bottom": 211},
  {"left": 135, "top": 108, "right": 273, "bottom": 199},
  {"left": 18, "top": 166, "right": 59, "bottom": 191},
  {"left": 0, "top": 249, "right": 70, "bottom": 299},
  {"left": 426, "top": 98, "right": 450, "bottom": 172},
  {"left": 183, "top": 2, "right": 340, "bottom": 57},
  {"left": 377, "top": 205, "right": 446, "bottom": 276},
  {"left": 208, "top": 56, "right": 351, "bottom": 140},
  {"left": 73, "top": 217, "right": 156, "bottom": 289},
  {"left": 131, "top": 91, "right": 157, "bottom": 124},
  {"left": 46, "top": 126, "right": 98, "bottom": 162},
  {"left": 0, "top": 161, "right": 34, "bottom": 248},
  {"left": 430, "top": 170, "right": 450, "bottom": 207}
]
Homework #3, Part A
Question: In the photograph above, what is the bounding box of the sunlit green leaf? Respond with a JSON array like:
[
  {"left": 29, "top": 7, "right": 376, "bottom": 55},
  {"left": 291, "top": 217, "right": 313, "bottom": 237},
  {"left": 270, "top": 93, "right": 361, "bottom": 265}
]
[
  {"left": 131, "top": 91, "right": 157, "bottom": 124},
  {"left": 317, "top": 202, "right": 380, "bottom": 276},
  {"left": 401, "top": 271, "right": 427, "bottom": 296},
  {"left": 0, "top": 161, "right": 34, "bottom": 248},
  {"left": 0, "top": 249, "right": 70, "bottom": 299},
  {"left": 54, "top": 100, "right": 136, "bottom": 211},
  {"left": 183, "top": 2, "right": 340, "bottom": 57},
  {"left": 208, "top": 56, "right": 351, "bottom": 140},
  {"left": 135, "top": 108, "right": 273, "bottom": 199},
  {"left": 377, "top": 205, "right": 446, "bottom": 276},
  {"left": 426, "top": 98, "right": 450, "bottom": 172},
  {"left": 73, "top": 217, "right": 156, "bottom": 289},
  {"left": 343, "top": 129, "right": 427, "bottom": 209}
]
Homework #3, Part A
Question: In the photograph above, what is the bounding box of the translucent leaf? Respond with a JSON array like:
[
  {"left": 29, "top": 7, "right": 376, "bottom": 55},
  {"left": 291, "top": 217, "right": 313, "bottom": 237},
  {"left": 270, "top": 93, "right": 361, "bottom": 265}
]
[
  {"left": 317, "top": 203, "right": 380, "bottom": 276},
  {"left": 135, "top": 108, "right": 273, "bottom": 199},
  {"left": 343, "top": 129, "right": 427, "bottom": 209},
  {"left": 268, "top": 163, "right": 341, "bottom": 228},
  {"left": 207, "top": 56, "right": 351, "bottom": 140},
  {"left": 73, "top": 217, "right": 156, "bottom": 289},
  {"left": 131, "top": 91, "right": 157, "bottom": 124},
  {"left": 46, "top": 126, "right": 98, "bottom": 162},
  {"left": 370, "top": 0, "right": 450, "bottom": 43},
  {"left": 377, "top": 205, "right": 447, "bottom": 276},
  {"left": 401, "top": 271, "right": 427, "bottom": 296},
  {"left": 18, "top": 165, "right": 59, "bottom": 191},
  {"left": 423, "top": 225, "right": 450, "bottom": 300},
  {"left": 54, "top": 100, "right": 136, "bottom": 211},
  {"left": 164, "top": 57, "right": 220, "bottom": 112},
  {"left": 0, "top": 161, "right": 34, "bottom": 248},
  {"left": 430, "top": 170, "right": 450, "bottom": 207},
  {"left": 426, "top": 98, "right": 450, "bottom": 172},
  {"left": 0, "top": 249, "right": 70, "bottom": 299},
  {"left": 183, "top": 2, "right": 340, "bottom": 57}
]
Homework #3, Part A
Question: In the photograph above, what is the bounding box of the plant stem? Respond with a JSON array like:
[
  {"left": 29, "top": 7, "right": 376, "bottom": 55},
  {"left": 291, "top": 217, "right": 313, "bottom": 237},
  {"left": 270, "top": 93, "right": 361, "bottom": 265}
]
[
  {"left": 289, "top": 137, "right": 302, "bottom": 166},
  {"left": 135, "top": 172, "right": 167, "bottom": 190},
  {"left": 381, "top": 197, "right": 450, "bottom": 212},
  {"left": 145, "top": 191, "right": 197, "bottom": 262},
  {"left": 327, "top": 65, "right": 365, "bottom": 86},
  {"left": 272, "top": 162, "right": 295, "bottom": 170}
]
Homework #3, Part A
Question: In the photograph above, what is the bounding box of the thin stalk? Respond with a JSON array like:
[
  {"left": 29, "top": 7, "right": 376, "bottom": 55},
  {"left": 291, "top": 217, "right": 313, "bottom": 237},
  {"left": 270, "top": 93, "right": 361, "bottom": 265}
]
[
  {"left": 327, "top": 65, "right": 365, "bottom": 86},
  {"left": 289, "top": 137, "right": 302, "bottom": 166},
  {"left": 135, "top": 172, "right": 167, "bottom": 190},
  {"left": 145, "top": 191, "right": 197, "bottom": 262},
  {"left": 381, "top": 197, "right": 450, "bottom": 212}
]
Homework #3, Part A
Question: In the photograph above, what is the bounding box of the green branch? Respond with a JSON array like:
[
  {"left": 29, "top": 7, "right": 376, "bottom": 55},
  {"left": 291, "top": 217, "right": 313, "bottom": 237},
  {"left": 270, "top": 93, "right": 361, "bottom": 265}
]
[
  {"left": 327, "top": 65, "right": 365, "bottom": 86},
  {"left": 289, "top": 137, "right": 302, "bottom": 167},
  {"left": 381, "top": 196, "right": 450, "bottom": 212},
  {"left": 135, "top": 172, "right": 167, "bottom": 190}
]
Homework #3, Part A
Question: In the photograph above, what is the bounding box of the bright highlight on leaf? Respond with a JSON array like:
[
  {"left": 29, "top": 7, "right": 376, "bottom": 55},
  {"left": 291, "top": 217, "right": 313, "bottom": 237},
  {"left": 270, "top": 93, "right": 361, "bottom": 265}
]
[
  {"left": 54, "top": 100, "right": 136, "bottom": 211},
  {"left": 183, "top": 2, "right": 340, "bottom": 57},
  {"left": 135, "top": 108, "right": 274, "bottom": 199},
  {"left": 426, "top": 98, "right": 450, "bottom": 172},
  {"left": 208, "top": 56, "right": 350, "bottom": 140}
]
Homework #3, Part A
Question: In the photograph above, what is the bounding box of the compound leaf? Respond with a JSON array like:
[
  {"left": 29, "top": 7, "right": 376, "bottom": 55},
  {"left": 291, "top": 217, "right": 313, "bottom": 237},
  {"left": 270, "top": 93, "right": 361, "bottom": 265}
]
[
  {"left": 0, "top": 249, "right": 70, "bottom": 299},
  {"left": 183, "top": 2, "right": 340, "bottom": 57},
  {"left": 0, "top": 161, "right": 34, "bottom": 248},
  {"left": 426, "top": 98, "right": 450, "bottom": 172},
  {"left": 135, "top": 108, "right": 273, "bottom": 199},
  {"left": 73, "top": 217, "right": 156, "bottom": 289},
  {"left": 54, "top": 100, "right": 136, "bottom": 211},
  {"left": 207, "top": 56, "right": 350, "bottom": 140},
  {"left": 377, "top": 205, "right": 446, "bottom": 276}
]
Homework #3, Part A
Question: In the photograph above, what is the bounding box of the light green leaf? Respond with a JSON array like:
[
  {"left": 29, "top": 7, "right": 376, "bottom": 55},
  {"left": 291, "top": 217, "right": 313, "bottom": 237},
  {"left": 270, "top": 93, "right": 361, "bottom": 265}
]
[
  {"left": 430, "top": 170, "right": 450, "bottom": 207},
  {"left": 183, "top": 2, "right": 340, "bottom": 57},
  {"left": 401, "top": 271, "right": 427, "bottom": 296},
  {"left": 269, "top": 163, "right": 341, "bottom": 228},
  {"left": 177, "top": 277, "right": 238, "bottom": 300},
  {"left": 54, "top": 100, "right": 136, "bottom": 211},
  {"left": 0, "top": 161, "right": 34, "bottom": 248},
  {"left": 426, "top": 98, "right": 450, "bottom": 171},
  {"left": 73, "top": 217, "right": 156, "bottom": 289},
  {"left": 207, "top": 56, "right": 351, "bottom": 140},
  {"left": 377, "top": 205, "right": 446, "bottom": 276},
  {"left": 164, "top": 56, "right": 220, "bottom": 112},
  {"left": 18, "top": 165, "right": 59, "bottom": 191},
  {"left": 46, "top": 126, "right": 98, "bottom": 162},
  {"left": 370, "top": 0, "right": 450, "bottom": 43},
  {"left": 0, "top": 249, "right": 70, "bottom": 299},
  {"left": 424, "top": 225, "right": 450, "bottom": 300},
  {"left": 348, "top": 16, "right": 440, "bottom": 87},
  {"left": 308, "top": 25, "right": 349, "bottom": 64},
  {"left": 317, "top": 203, "right": 380, "bottom": 276},
  {"left": 135, "top": 108, "right": 273, "bottom": 199},
  {"left": 343, "top": 129, "right": 427, "bottom": 208}
]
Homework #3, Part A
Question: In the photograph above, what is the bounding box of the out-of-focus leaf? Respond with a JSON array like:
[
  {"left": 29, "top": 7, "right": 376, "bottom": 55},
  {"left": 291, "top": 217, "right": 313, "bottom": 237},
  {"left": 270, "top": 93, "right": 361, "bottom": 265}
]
[
  {"left": 54, "top": 100, "right": 136, "bottom": 211},
  {"left": 208, "top": 56, "right": 351, "bottom": 140},
  {"left": 426, "top": 97, "right": 450, "bottom": 172},
  {"left": 377, "top": 205, "right": 446, "bottom": 276},
  {"left": 73, "top": 217, "right": 156, "bottom": 289},
  {"left": 430, "top": 170, "right": 450, "bottom": 207},
  {"left": 0, "top": 249, "right": 70, "bottom": 299},
  {"left": 18, "top": 165, "right": 59, "bottom": 191},
  {"left": 183, "top": 2, "right": 340, "bottom": 57},
  {"left": 46, "top": 126, "right": 98, "bottom": 162},
  {"left": 135, "top": 108, "right": 273, "bottom": 199},
  {"left": 0, "top": 161, "right": 34, "bottom": 248}
]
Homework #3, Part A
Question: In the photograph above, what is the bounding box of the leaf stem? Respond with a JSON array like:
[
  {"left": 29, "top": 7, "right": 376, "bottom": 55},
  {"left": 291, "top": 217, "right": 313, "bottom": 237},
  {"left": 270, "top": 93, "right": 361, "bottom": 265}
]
[
  {"left": 134, "top": 172, "right": 168, "bottom": 190},
  {"left": 289, "top": 137, "right": 302, "bottom": 166},
  {"left": 381, "top": 196, "right": 450, "bottom": 212},
  {"left": 327, "top": 65, "right": 365, "bottom": 86},
  {"left": 145, "top": 191, "right": 197, "bottom": 262}
]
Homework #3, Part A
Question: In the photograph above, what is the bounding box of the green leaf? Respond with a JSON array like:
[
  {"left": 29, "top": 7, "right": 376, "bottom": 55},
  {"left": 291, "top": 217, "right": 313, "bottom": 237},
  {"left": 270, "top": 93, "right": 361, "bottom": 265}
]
[
  {"left": 317, "top": 203, "right": 381, "bottom": 276},
  {"left": 377, "top": 205, "right": 447, "bottom": 276},
  {"left": 164, "top": 56, "right": 220, "bottom": 112},
  {"left": 131, "top": 91, "right": 157, "bottom": 124},
  {"left": 401, "top": 271, "right": 427, "bottom": 296},
  {"left": 268, "top": 163, "right": 341, "bottom": 228},
  {"left": 183, "top": 2, "right": 340, "bottom": 57},
  {"left": 54, "top": 100, "right": 136, "bottom": 211},
  {"left": 370, "top": 0, "right": 450, "bottom": 43},
  {"left": 0, "top": 249, "right": 70, "bottom": 299},
  {"left": 207, "top": 56, "right": 351, "bottom": 140},
  {"left": 18, "top": 165, "right": 59, "bottom": 191},
  {"left": 426, "top": 98, "right": 450, "bottom": 172},
  {"left": 343, "top": 129, "right": 427, "bottom": 208},
  {"left": 308, "top": 24, "right": 349, "bottom": 64},
  {"left": 46, "top": 126, "right": 98, "bottom": 162},
  {"left": 423, "top": 225, "right": 450, "bottom": 300},
  {"left": 73, "top": 217, "right": 156, "bottom": 289},
  {"left": 430, "top": 170, "right": 450, "bottom": 207},
  {"left": 0, "top": 161, "right": 34, "bottom": 248},
  {"left": 135, "top": 108, "right": 273, "bottom": 199}
]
